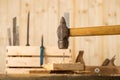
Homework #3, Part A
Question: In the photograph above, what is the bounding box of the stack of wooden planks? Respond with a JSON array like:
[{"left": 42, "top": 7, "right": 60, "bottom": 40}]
[{"left": 6, "top": 46, "right": 72, "bottom": 74}]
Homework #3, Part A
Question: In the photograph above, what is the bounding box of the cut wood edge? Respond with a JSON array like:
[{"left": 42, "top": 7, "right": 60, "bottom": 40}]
[{"left": 43, "top": 63, "right": 84, "bottom": 71}]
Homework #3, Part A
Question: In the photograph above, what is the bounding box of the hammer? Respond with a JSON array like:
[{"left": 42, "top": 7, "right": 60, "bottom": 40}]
[{"left": 57, "top": 17, "right": 120, "bottom": 49}]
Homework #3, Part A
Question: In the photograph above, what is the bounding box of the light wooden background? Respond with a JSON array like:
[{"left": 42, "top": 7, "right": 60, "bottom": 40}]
[{"left": 0, "top": 0, "right": 120, "bottom": 73}]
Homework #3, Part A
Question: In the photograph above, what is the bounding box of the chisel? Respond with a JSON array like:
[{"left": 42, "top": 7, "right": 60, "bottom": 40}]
[{"left": 40, "top": 35, "right": 44, "bottom": 67}]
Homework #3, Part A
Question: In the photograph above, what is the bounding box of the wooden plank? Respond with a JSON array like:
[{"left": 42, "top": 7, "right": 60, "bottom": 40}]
[
  {"left": 87, "top": 0, "right": 104, "bottom": 65},
  {"left": 6, "top": 46, "right": 71, "bottom": 56},
  {"left": 43, "top": 63, "right": 84, "bottom": 71},
  {"left": 6, "top": 57, "right": 40, "bottom": 67},
  {"left": 33, "top": 0, "right": 45, "bottom": 45},
  {"left": 72, "top": 0, "right": 89, "bottom": 63},
  {"left": 47, "top": 0, "right": 59, "bottom": 46},
  {"left": 70, "top": 0, "right": 76, "bottom": 63},
  {"left": 53, "top": 63, "right": 84, "bottom": 70},
  {"left": 6, "top": 46, "right": 40, "bottom": 56},
  {"left": 116, "top": 0, "right": 120, "bottom": 66},
  {"left": 103, "top": 0, "right": 118, "bottom": 65},
  {"left": 70, "top": 25, "right": 120, "bottom": 36},
  {"left": 44, "top": 57, "right": 70, "bottom": 64},
  {"left": 6, "top": 57, "right": 70, "bottom": 67},
  {"left": 6, "top": 68, "right": 46, "bottom": 74}
]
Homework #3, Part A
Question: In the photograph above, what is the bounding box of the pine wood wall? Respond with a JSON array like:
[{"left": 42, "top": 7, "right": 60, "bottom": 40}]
[{"left": 0, "top": 0, "right": 120, "bottom": 73}]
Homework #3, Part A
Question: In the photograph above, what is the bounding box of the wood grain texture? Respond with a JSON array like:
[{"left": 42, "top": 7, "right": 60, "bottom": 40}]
[
  {"left": 0, "top": 0, "right": 8, "bottom": 73},
  {"left": 6, "top": 46, "right": 71, "bottom": 74},
  {"left": 103, "top": 0, "right": 118, "bottom": 66},
  {"left": 6, "top": 46, "right": 71, "bottom": 56},
  {"left": 44, "top": 63, "right": 84, "bottom": 70},
  {"left": 0, "top": 0, "right": 120, "bottom": 73},
  {"left": 70, "top": 25, "right": 120, "bottom": 36},
  {"left": 6, "top": 57, "right": 70, "bottom": 67}
]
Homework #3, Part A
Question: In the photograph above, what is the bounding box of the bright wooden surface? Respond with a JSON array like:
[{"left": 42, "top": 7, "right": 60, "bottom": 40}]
[
  {"left": 7, "top": 46, "right": 71, "bottom": 56},
  {"left": 6, "top": 46, "right": 71, "bottom": 74},
  {"left": 44, "top": 63, "right": 84, "bottom": 70},
  {"left": 0, "top": 0, "right": 120, "bottom": 73}
]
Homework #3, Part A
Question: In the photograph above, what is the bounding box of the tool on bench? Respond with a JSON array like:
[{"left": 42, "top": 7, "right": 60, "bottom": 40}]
[
  {"left": 57, "top": 17, "right": 120, "bottom": 49},
  {"left": 26, "top": 12, "right": 30, "bottom": 46},
  {"left": 102, "top": 55, "right": 116, "bottom": 66},
  {"left": 40, "top": 35, "right": 44, "bottom": 67},
  {"left": 75, "top": 51, "right": 85, "bottom": 70},
  {"left": 75, "top": 51, "right": 85, "bottom": 64}
]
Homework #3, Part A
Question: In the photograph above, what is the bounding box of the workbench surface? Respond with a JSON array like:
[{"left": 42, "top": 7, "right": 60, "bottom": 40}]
[{"left": 0, "top": 74, "right": 120, "bottom": 80}]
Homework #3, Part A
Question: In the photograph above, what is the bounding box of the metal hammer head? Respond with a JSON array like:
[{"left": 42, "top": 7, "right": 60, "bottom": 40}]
[{"left": 57, "top": 17, "right": 69, "bottom": 49}]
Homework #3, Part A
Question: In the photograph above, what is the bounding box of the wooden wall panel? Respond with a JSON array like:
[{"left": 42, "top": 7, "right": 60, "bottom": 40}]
[
  {"left": 73, "top": 0, "right": 90, "bottom": 64},
  {"left": 116, "top": 0, "right": 120, "bottom": 66},
  {"left": 103, "top": 0, "right": 118, "bottom": 65},
  {"left": 46, "top": 0, "right": 59, "bottom": 46},
  {"left": 87, "top": 0, "right": 104, "bottom": 65},
  {"left": 0, "top": 0, "right": 120, "bottom": 73},
  {"left": 19, "top": 0, "right": 33, "bottom": 45},
  {"left": 0, "top": 0, "right": 8, "bottom": 73}
]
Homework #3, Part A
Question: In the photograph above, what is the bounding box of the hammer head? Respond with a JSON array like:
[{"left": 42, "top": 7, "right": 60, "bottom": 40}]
[{"left": 57, "top": 17, "right": 69, "bottom": 49}]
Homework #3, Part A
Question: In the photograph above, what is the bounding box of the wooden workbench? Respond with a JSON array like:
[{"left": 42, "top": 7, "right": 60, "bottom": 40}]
[{"left": 0, "top": 74, "right": 120, "bottom": 80}]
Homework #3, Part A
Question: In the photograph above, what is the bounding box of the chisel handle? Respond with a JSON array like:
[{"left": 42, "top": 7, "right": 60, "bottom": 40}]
[{"left": 40, "top": 47, "right": 44, "bottom": 66}]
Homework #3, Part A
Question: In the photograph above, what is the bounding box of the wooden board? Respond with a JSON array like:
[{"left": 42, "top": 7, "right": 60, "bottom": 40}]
[
  {"left": 43, "top": 63, "right": 84, "bottom": 71},
  {"left": 6, "top": 46, "right": 71, "bottom": 57},
  {"left": 6, "top": 57, "right": 70, "bottom": 67},
  {"left": 6, "top": 68, "right": 46, "bottom": 74}
]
